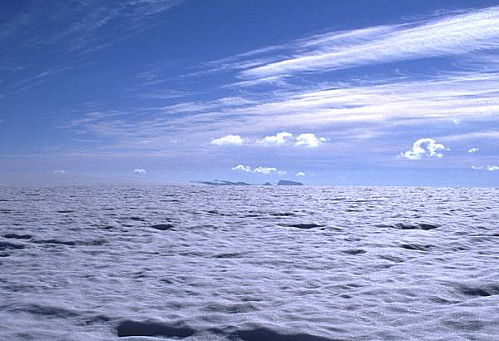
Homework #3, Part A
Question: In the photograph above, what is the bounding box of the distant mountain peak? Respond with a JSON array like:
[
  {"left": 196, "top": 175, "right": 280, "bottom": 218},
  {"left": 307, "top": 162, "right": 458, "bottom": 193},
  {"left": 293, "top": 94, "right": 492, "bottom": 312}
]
[{"left": 277, "top": 180, "right": 303, "bottom": 186}]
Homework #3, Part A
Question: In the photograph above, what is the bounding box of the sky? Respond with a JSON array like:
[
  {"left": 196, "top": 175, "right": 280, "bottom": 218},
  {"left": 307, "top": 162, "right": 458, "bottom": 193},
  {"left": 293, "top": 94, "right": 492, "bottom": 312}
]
[{"left": 1, "top": 0, "right": 499, "bottom": 186}]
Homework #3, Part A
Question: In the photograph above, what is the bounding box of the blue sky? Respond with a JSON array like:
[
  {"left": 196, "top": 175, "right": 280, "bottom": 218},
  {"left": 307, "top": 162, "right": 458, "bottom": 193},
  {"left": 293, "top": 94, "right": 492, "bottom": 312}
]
[{"left": 1, "top": 0, "right": 499, "bottom": 186}]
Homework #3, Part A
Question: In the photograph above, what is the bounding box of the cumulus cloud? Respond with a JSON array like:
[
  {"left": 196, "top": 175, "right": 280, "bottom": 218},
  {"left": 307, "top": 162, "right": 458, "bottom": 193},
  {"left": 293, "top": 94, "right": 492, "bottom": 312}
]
[
  {"left": 231, "top": 165, "right": 285, "bottom": 175},
  {"left": 468, "top": 147, "right": 479, "bottom": 153},
  {"left": 256, "top": 132, "right": 293, "bottom": 146},
  {"left": 133, "top": 168, "right": 147, "bottom": 174},
  {"left": 231, "top": 164, "right": 252, "bottom": 172},
  {"left": 53, "top": 169, "right": 66, "bottom": 174},
  {"left": 295, "top": 172, "right": 305, "bottom": 177},
  {"left": 212, "top": 132, "right": 327, "bottom": 147},
  {"left": 294, "top": 133, "right": 327, "bottom": 147},
  {"left": 472, "top": 165, "right": 499, "bottom": 171},
  {"left": 211, "top": 135, "right": 245, "bottom": 146},
  {"left": 400, "top": 138, "right": 447, "bottom": 160}
]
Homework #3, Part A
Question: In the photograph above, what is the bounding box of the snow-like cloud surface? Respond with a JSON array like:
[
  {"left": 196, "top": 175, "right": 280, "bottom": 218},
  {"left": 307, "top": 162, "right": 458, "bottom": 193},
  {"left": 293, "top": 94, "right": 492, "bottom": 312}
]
[
  {"left": 295, "top": 172, "right": 305, "bottom": 177},
  {"left": 53, "top": 169, "right": 66, "bottom": 174},
  {"left": 133, "top": 168, "right": 147, "bottom": 174},
  {"left": 400, "top": 138, "right": 447, "bottom": 160},
  {"left": 468, "top": 147, "right": 479, "bottom": 153},
  {"left": 211, "top": 135, "right": 245, "bottom": 146}
]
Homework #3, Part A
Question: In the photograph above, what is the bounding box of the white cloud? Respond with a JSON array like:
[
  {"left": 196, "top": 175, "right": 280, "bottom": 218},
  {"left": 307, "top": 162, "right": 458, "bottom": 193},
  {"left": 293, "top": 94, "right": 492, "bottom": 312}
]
[
  {"left": 210, "top": 132, "right": 326, "bottom": 148},
  {"left": 253, "top": 166, "right": 278, "bottom": 174},
  {"left": 211, "top": 135, "right": 244, "bottom": 146},
  {"left": 55, "top": 7, "right": 499, "bottom": 165},
  {"left": 231, "top": 164, "right": 252, "bottom": 172},
  {"left": 240, "top": 6, "right": 499, "bottom": 79},
  {"left": 472, "top": 165, "right": 499, "bottom": 171},
  {"left": 294, "top": 133, "right": 327, "bottom": 147},
  {"left": 256, "top": 132, "right": 293, "bottom": 146},
  {"left": 231, "top": 165, "right": 285, "bottom": 175},
  {"left": 400, "top": 138, "right": 447, "bottom": 160},
  {"left": 133, "top": 168, "right": 147, "bottom": 174},
  {"left": 53, "top": 169, "right": 66, "bottom": 174},
  {"left": 64, "top": 69, "right": 499, "bottom": 157},
  {"left": 468, "top": 147, "right": 479, "bottom": 153},
  {"left": 295, "top": 172, "right": 305, "bottom": 177},
  {"left": 0, "top": 1, "right": 183, "bottom": 96}
]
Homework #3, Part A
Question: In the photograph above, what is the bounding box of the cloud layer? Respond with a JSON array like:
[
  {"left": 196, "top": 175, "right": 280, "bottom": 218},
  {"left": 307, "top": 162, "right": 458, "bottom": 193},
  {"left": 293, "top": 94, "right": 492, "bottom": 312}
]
[{"left": 238, "top": 6, "right": 499, "bottom": 80}]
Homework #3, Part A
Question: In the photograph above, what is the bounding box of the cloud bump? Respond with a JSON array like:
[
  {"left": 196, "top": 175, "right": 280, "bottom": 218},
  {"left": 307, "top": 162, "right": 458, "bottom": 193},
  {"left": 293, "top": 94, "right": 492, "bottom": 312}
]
[
  {"left": 232, "top": 165, "right": 285, "bottom": 175},
  {"left": 256, "top": 132, "right": 293, "bottom": 146},
  {"left": 400, "top": 138, "right": 447, "bottom": 160},
  {"left": 211, "top": 135, "right": 245, "bottom": 146},
  {"left": 294, "top": 134, "right": 327, "bottom": 148}
]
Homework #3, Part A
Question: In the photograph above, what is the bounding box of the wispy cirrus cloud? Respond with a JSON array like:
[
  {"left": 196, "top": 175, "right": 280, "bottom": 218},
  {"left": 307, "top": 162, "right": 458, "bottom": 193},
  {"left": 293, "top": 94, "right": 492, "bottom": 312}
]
[
  {"left": 160, "top": 97, "right": 255, "bottom": 113},
  {"left": 60, "top": 60, "right": 499, "bottom": 160},
  {"left": 441, "top": 130, "right": 499, "bottom": 142},
  {"left": 60, "top": 66, "right": 499, "bottom": 158},
  {"left": 235, "top": 6, "right": 499, "bottom": 80},
  {"left": 54, "top": 5, "right": 499, "bottom": 170},
  {"left": 33, "top": 0, "right": 182, "bottom": 54},
  {"left": 0, "top": 0, "right": 183, "bottom": 96}
]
